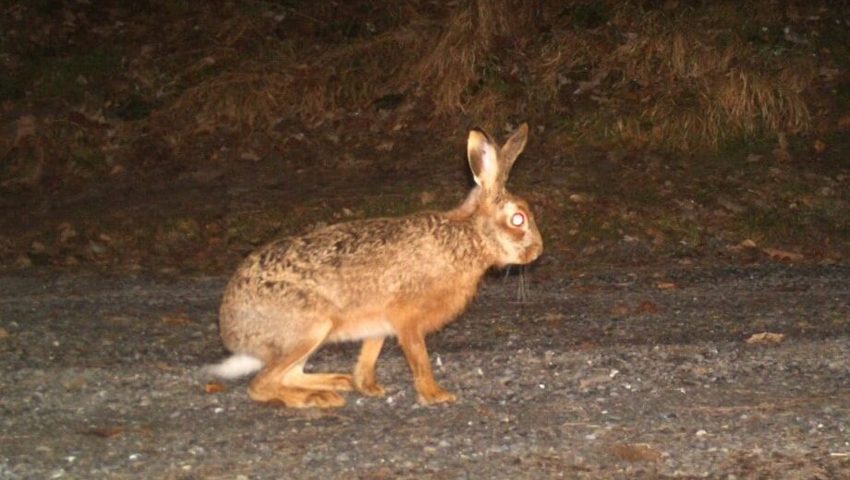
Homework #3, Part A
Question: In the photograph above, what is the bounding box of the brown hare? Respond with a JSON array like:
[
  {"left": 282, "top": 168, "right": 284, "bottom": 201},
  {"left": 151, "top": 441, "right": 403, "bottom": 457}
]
[{"left": 206, "top": 123, "right": 542, "bottom": 408}]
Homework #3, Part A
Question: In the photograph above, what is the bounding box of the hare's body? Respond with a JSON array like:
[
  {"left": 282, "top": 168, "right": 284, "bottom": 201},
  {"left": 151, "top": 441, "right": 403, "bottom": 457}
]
[
  {"left": 221, "top": 212, "right": 487, "bottom": 355},
  {"left": 209, "top": 124, "right": 542, "bottom": 408}
]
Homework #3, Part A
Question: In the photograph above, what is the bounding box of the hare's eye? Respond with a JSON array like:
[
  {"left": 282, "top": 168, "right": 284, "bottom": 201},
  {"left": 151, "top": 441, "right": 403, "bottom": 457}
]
[{"left": 510, "top": 212, "right": 526, "bottom": 227}]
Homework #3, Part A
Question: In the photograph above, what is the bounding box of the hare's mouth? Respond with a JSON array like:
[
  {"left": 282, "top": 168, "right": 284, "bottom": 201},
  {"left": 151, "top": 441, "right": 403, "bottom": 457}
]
[{"left": 520, "top": 244, "right": 543, "bottom": 264}]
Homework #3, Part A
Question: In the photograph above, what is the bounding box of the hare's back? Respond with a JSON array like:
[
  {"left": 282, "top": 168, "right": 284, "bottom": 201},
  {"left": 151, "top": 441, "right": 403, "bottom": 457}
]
[{"left": 240, "top": 213, "right": 454, "bottom": 277}]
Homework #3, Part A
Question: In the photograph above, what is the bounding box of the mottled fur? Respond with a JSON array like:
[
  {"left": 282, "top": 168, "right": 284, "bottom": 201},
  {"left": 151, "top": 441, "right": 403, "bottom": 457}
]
[{"left": 210, "top": 124, "right": 542, "bottom": 408}]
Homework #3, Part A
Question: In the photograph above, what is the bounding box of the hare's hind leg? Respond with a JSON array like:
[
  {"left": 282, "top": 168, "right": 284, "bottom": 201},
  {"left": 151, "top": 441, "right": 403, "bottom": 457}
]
[
  {"left": 247, "top": 321, "right": 352, "bottom": 408},
  {"left": 353, "top": 337, "right": 386, "bottom": 396}
]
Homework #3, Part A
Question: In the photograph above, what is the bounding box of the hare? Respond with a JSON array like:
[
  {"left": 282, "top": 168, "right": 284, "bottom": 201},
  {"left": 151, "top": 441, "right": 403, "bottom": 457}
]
[{"left": 206, "top": 123, "right": 542, "bottom": 408}]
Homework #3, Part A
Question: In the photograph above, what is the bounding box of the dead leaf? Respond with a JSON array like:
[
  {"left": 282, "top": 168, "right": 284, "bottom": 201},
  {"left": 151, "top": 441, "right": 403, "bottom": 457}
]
[
  {"left": 772, "top": 147, "right": 792, "bottom": 162},
  {"left": 58, "top": 222, "right": 77, "bottom": 243},
  {"left": 0, "top": 327, "right": 9, "bottom": 339},
  {"left": 154, "top": 361, "right": 177, "bottom": 372},
  {"left": 568, "top": 193, "right": 591, "bottom": 204},
  {"left": 646, "top": 227, "right": 666, "bottom": 246},
  {"left": 162, "top": 313, "right": 192, "bottom": 326},
  {"left": 656, "top": 282, "right": 676, "bottom": 290},
  {"left": 814, "top": 139, "right": 827, "bottom": 153},
  {"left": 419, "top": 190, "right": 436, "bottom": 206},
  {"left": 609, "top": 303, "right": 631, "bottom": 316},
  {"left": 15, "top": 115, "right": 37, "bottom": 142},
  {"left": 579, "top": 372, "right": 612, "bottom": 390},
  {"left": 635, "top": 300, "right": 659, "bottom": 315},
  {"left": 745, "top": 332, "right": 785, "bottom": 344},
  {"left": 571, "top": 284, "right": 600, "bottom": 294},
  {"left": 609, "top": 443, "right": 663, "bottom": 463},
  {"left": 14, "top": 254, "right": 32, "bottom": 268},
  {"left": 541, "top": 312, "right": 565, "bottom": 327},
  {"left": 838, "top": 116, "right": 850, "bottom": 130},
  {"left": 205, "top": 381, "right": 227, "bottom": 394},
  {"left": 84, "top": 426, "right": 126, "bottom": 438},
  {"left": 777, "top": 132, "right": 789, "bottom": 151},
  {"left": 240, "top": 151, "right": 260, "bottom": 161},
  {"left": 761, "top": 247, "right": 804, "bottom": 262},
  {"left": 727, "top": 238, "right": 758, "bottom": 253}
]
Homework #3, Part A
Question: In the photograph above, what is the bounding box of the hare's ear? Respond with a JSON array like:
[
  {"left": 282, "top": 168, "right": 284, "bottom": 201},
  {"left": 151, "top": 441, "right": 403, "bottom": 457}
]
[
  {"left": 499, "top": 123, "right": 528, "bottom": 177},
  {"left": 467, "top": 129, "right": 500, "bottom": 191}
]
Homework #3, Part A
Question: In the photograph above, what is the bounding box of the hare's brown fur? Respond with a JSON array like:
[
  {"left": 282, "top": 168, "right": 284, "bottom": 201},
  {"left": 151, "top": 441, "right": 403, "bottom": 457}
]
[{"left": 215, "top": 124, "right": 542, "bottom": 408}]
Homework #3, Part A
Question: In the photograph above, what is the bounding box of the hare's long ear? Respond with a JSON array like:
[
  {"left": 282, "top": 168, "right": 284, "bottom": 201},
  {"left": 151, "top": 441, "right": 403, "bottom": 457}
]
[
  {"left": 467, "top": 129, "right": 500, "bottom": 192},
  {"left": 498, "top": 123, "right": 528, "bottom": 179}
]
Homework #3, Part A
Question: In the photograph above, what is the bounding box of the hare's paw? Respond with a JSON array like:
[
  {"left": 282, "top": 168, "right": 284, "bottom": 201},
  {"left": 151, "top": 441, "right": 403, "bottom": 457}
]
[
  {"left": 354, "top": 376, "right": 386, "bottom": 397},
  {"left": 417, "top": 385, "right": 457, "bottom": 405},
  {"left": 249, "top": 386, "right": 346, "bottom": 408},
  {"left": 306, "top": 373, "right": 354, "bottom": 391},
  {"left": 303, "top": 390, "right": 347, "bottom": 408}
]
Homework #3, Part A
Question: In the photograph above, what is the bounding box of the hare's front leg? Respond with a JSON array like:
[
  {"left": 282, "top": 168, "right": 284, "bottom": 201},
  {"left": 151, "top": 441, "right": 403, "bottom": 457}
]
[
  {"left": 397, "top": 327, "right": 457, "bottom": 405},
  {"left": 353, "top": 337, "right": 386, "bottom": 396}
]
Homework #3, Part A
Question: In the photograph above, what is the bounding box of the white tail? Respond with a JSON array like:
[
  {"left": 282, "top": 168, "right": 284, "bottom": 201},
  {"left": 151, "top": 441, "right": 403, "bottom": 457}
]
[{"left": 203, "top": 354, "right": 264, "bottom": 379}]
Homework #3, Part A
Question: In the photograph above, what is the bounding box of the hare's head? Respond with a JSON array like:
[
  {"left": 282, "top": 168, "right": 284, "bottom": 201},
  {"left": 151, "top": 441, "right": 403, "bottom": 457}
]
[{"left": 460, "top": 123, "right": 543, "bottom": 267}]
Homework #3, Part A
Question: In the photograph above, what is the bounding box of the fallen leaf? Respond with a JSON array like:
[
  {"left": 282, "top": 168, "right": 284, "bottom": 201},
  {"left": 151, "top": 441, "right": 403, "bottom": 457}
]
[
  {"left": 568, "top": 193, "right": 591, "bottom": 204},
  {"left": 609, "top": 303, "right": 630, "bottom": 316},
  {"left": 162, "top": 313, "right": 192, "bottom": 326},
  {"left": 0, "top": 327, "right": 9, "bottom": 339},
  {"left": 814, "top": 139, "right": 827, "bottom": 153},
  {"left": 717, "top": 197, "right": 745, "bottom": 214},
  {"left": 656, "top": 282, "right": 676, "bottom": 290},
  {"left": 205, "top": 381, "right": 226, "bottom": 394},
  {"left": 579, "top": 372, "right": 612, "bottom": 390},
  {"left": 154, "top": 361, "right": 177, "bottom": 372},
  {"left": 609, "top": 443, "right": 663, "bottom": 463},
  {"left": 646, "top": 227, "right": 665, "bottom": 246},
  {"left": 541, "top": 312, "right": 566, "bottom": 327},
  {"left": 419, "top": 190, "right": 436, "bottom": 205},
  {"left": 772, "top": 148, "right": 792, "bottom": 162},
  {"left": 777, "top": 132, "right": 789, "bottom": 150},
  {"left": 761, "top": 247, "right": 804, "bottom": 262},
  {"left": 84, "top": 426, "right": 126, "bottom": 438},
  {"left": 240, "top": 151, "right": 260, "bottom": 161},
  {"left": 15, "top": 115, "right": 37, "bottom": 142},
  {"left": 745, "top": 332, "right": 785, "bottom": 344},
  {"left": 635, "top": 300, "right": 659, "bottom": 314},
  {"left": 30, "top": 241, "right": 46, "bottom": 253},
  {"left": 57, "top": 222, "right": 77, "bottom": 243},
  {"left": 571, "top": 284, "right": 601, "bottom": 294},
  {"left": 727, "top": 238, "right": 758, "bottom": 253}
]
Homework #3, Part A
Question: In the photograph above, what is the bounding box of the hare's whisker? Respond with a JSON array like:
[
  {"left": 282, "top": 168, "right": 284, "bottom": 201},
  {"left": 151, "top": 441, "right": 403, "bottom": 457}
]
[{"left": 516, "top": 266, "right": 529, "bottom": 303}]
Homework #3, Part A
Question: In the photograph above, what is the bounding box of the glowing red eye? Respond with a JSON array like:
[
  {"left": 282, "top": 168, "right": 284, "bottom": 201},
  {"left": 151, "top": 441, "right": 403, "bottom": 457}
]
[{"left": 510, "top": 212, "right": 526, "bottom": 227}]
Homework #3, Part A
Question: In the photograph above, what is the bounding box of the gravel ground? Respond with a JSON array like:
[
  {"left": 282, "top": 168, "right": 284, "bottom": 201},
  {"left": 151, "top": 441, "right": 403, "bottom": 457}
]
[{"left": 1, "top": 264, "right": 849, "bottom": 479}]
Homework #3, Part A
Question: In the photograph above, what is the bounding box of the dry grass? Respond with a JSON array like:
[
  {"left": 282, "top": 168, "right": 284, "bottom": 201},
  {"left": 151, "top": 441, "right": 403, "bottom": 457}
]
[
  {"left": 153, "top": 0, "right": 534, "bottom": 136},
  {"left": 594, "top": 4, "right": 814, "bottom": 150},
  {"left": 1, "top": 0, "right": 832, "bottom": 176},
  {"left": 146, "top": 0, "right": 823, "bottom": 153}
]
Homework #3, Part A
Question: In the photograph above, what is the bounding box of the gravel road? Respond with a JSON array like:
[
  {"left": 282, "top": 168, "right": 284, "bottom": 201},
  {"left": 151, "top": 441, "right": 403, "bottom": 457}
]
[{"left": 1, "top": 264, "right": 849, "bottom": 479}]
